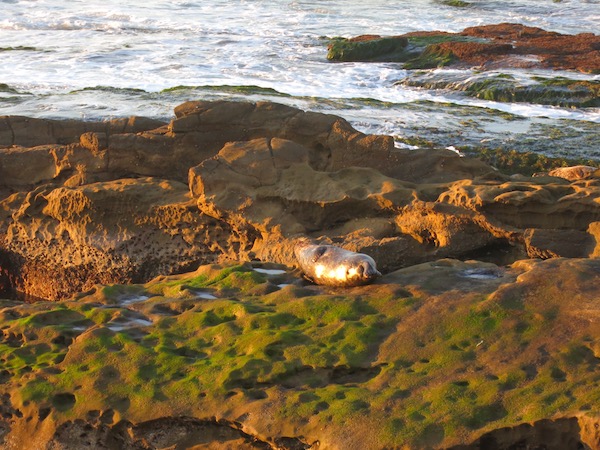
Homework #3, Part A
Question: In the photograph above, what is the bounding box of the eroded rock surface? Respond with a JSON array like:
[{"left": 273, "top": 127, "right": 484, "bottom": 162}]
[{"left": 1, "top": 100, "right": 599, "bottom": 299}]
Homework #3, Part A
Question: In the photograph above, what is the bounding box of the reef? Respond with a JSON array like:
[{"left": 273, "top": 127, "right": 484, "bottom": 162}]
[{"left": 0, "top": 100, "right": 600, "bottom": 449}]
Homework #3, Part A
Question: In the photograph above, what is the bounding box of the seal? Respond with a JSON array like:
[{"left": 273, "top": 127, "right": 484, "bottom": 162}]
[{"left": 294, "top": 238, "right": 381, "bottom": 287}]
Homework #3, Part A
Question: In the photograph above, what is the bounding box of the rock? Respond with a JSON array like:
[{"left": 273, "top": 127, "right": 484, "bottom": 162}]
[
  {"left": 437, "top": 178, "right": 600, "bottom": 231},
  {"left": 586, "top": 222, "right": 600, "bottom": 258},
  {"left": 523, "top": 228, "right": 595, "bottom": 259},
  {"left": 462, "top": 23, "right": 600, "bottom": 73},
  {"left": 330, "top": 23, "right": 600, "bottom": 74},
  {"left": 0, "top": 115, "right": 165, "bottom": 148},
  {"left": 0, "top": 258, "right": 599, "bottom": 449},
  {"left": 1, "top": 100, "right": 600, "bottom": 300},
  {"left": 189, "top": 137, "right": 413, "bottom": 236},
  {"left": 398, "top": 73, "right": 600, "bottom": 108},
  {"left": 395, "top": 201, "right": 496, "bottom": 256},
  {"left": 327, "top": 35, "right": 409, "bottom": 62},
  {"left": 450, "top": 417, "right": 597, "bottom": 450},
  {"left": 0, "top": 145, "right": 57, "bottom": 186},
  {"left": 1, "top": 178, "right": 230, "bottom": 299}
]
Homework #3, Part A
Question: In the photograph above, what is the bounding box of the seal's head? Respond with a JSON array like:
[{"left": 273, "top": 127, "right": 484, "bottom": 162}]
[{"left": 294, "top": 239, "right": 381, "bottom": 287}]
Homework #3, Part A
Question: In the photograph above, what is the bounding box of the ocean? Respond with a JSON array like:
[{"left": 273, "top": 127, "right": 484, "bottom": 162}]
[{"left": 1, "top": 0, "right": 599, "bottom": 158}]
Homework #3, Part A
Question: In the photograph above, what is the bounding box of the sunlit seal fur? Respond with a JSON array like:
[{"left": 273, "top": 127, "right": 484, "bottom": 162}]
[{"left": 294, "top": 239, "right": 381, "bottom": 287}]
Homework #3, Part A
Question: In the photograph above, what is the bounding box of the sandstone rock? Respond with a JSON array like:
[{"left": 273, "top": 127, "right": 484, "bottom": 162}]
[
  {"left": 1, "top": 178, "right": 230, "bottom": 299},
  {"left": 171, "top": 100, "right": 397, "bottom": 176},
  {"left": 1, "top": 100, "right": 600, "bottom": 300},
  {"left": 395, "top": 201, "right": 496, "bottom": 256},
  {"left": 188, "top": 136, "right": 425, "bottom": 268},
  {"left": 437, "top": 178, "right": 600, "bottom": 231},
  {"left": 587, "top": 221, "right": 600, "bottom": 258},
  {"left": 0, "top": 115, "right": 165, "bottom": 148},
  {"left": 0, "top": 145, "right": 57, "bottom": 186},
  {"left": 523, "top": 228, "right": 595, "bottom": 259}
]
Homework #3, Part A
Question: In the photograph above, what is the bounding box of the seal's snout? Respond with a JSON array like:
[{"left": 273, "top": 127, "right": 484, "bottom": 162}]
[{"left": 361, "top": 261, "right": 380, "bottom": 278}]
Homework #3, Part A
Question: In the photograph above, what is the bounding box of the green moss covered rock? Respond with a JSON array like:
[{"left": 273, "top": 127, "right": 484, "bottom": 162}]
[
  {"left": 327, "top": 36, "right": 409, "bottom": 62},
  {"left": 326, "top": 34, "right": 482, "bottom": 67},
  {"left": 400, "top": 73, "right": 600, "bottom": 107},
  {"left": 1, "top": 259, "right": 599, "bottom": 448}
]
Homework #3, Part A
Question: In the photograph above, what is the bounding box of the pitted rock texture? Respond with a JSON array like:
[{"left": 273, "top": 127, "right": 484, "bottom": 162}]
[
  {"left": 0, "top": 259, "right": 599, "bottom": 449},
  {"left": 1, "top": 100, "right": 600, "bottom": 299}
]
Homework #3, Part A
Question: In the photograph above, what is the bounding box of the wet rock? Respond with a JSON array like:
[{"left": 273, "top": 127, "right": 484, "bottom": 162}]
[
  {"left": 330, "top": 22, "right": 600, "bottom": 73},
  {"left": 327, "top": 35, "right": 409, "bottom": 62},
  {"left": 462, "top": 23, "right": 600, "bottom": 73},
  {"left": 398, "top": 72, "right": 600, "bottom": 107}
]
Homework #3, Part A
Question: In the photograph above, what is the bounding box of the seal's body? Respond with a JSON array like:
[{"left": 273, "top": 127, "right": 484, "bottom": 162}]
[{"left": 294, "top": 239, "right": 381, "bottom": 287}]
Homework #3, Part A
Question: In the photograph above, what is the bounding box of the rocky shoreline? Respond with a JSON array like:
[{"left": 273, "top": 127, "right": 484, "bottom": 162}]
[{"left": 0, "top": 97, "right": 599, "bottom": 449}]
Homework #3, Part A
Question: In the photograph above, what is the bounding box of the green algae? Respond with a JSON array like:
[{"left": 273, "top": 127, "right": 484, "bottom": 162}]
[
  {"left": 2, "top": 262, "right": 600, "bottom": 448},
  {"left": 327, "top": 36, "right": 409, "bottom": 62},
  {"left": 465, "top": 76, "right": 600, "bottom": 107},
  {"left": 402, "top": 43, "right": 457, "bottom": 69},
  {"left": 161, "top": 84, "right": 290, "bottom": 97},
  {"left": 70, "top": 86, "right": 148, "bottom": 95},
  {"left": 0, "top": 46, "right": 37, "bottom": 52},
  {"left": 326, "top": 34, "right": 483, "bottom": 68},
  {"left": 400, "top": 72, "right": 600, "bottom": 107},
  {"left": 461, "top": 145, "right": 598, "bottom": 176},
  {"left": 146, "top": 263, "right": 265, "bottom": 297},
  {"left": 0, "top": 83, "right": 19, "bottom": 94},
  {"left": 439, "top": 0, "right": 472, "bottom": 6}
]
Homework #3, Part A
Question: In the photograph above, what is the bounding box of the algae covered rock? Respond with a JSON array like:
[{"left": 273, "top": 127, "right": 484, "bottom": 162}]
[
  {"left": 1, "top": 259, "right": 599, "bottom": 449},
  {"left": 398, "top": 72, "right": 600, "bottom": 107},
  {"left": 326, "top": 33, "right": 482, "bottom": 67},
  {"left": 327, "top": 35, "right": 409, "bottom": 62},
  {"left": 328, "top": 23, "right": 600, "bottom": 74}
]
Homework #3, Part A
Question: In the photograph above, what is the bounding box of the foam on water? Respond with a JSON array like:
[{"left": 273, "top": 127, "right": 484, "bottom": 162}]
[{"left": 0, "top": 0, "right": 598, "bottom": 156}]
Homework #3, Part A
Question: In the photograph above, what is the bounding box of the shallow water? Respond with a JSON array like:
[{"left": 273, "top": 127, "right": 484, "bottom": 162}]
[{"left": 0, "top": 0, "right": 599, "bottom": 158}]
